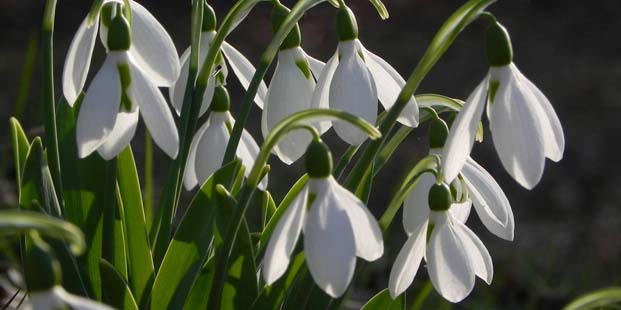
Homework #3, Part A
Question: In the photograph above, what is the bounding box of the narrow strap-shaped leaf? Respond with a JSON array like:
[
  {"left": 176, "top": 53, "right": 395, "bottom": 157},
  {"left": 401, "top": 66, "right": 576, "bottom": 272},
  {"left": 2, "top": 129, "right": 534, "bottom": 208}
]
[
  {"left": 361, "top": 288, "right": 405, "bottom": 310},
  {"left": 150, "top": 160, "right": 243, "bottom": 310},
  {"left": 20, "top": 138, "right": 60, "bottom": 217},
  {"left": 9, "top": 118, "right": 30, "bottom": 189},
  {"left": 109, "top": 192, "right": 128, "bottom": 279},
  {"left": 183, "top": 257, "right": 216, "bottom": 309},
  {"left": 563, "top": 287, "right": 621, "bottom": 310},
  {"left": 100, "top": 259, "right": 139, "bottom": 310},
  {"left": 57, "top": 95, "right": 117, "bottom": 299},
  {"left": 249, "top": 253, "right": 305, "bottom": 310},
  {"left": 117, "top": 147, "right": 154, "bottom": 307}
]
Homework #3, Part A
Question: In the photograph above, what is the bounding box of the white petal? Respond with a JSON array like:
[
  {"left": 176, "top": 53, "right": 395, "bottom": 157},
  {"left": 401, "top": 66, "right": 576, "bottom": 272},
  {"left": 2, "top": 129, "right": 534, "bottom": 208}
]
[
  {"left": 362, "top": 43, "right": 419, "bottom": 127},
  {"left": 304, "top": 52, "right": 326, "bottom": 78},
  {"left": 514, "top": 65, "right": 565, "bottom": 162},
  {"left": 453, "top": 220, "right": 493, "bottom": 284},
  {"left": 183, "top": 121, "right": 209, "bottom": 190},
  {"left": 263, "top": 47, "right": 315, "bottom": 164},
  {"left": 221, "top": 41, "right": 267, "bottom": 109},
  {"left": 330, "top": 41, "right": 378, "bottom": 145},
  {"left": 130, "top": 62, "right": 179, "bottom": 159},
  {"left": 170, "top": 32, "right": 217, "bottom": 116},
  {"left": 262, "top": 185, "right": 308, "bottom": 284},
  {"left": 303, "top": 181, "right": 357, "bottom": 298},
  {"left": 194, "top": 116, "right": 229, "bottom": 185},
  {"left": 76, "top": 55, "right": 121, "bottom": 158},
  {"left": 328, "top": 177, "right": 383, "bottom": 261},
  {"left": 56, "top": 286, "right": 114, "bottom": 310},
  {"left": 310, "top": 54, "right": 338, "bottom": 134},
  {"left": 128, "top": 1, "right": 180, "bottom": 86},
  {"left": 427, "top": 213, "right": 475, "bottom": 303},
  {"left": 403, "top": 172, "right": 434, "bottom": 235},
  {"left": 63, "top": 17, "right": 98, "bottom": 105},
  {"left": 238, "top": 126, "right": 267, "bottom": 190},
  {"left": 388, "top": 222, "right": 427, "bottom": 298},
  {"left": 462, "top": 162, "right": 514, "bottom": 241},
  {"left": 487, "top": 66, "right": 545, "bottom": 189},
  {"left": 441, "top": 77, "right": 488, "bottom": 184},
  {"left": 97, "top": 108, "right": 139, "bottom": 160},
  {"left": 30, "top": 289, "right": 63, "bottom": 310}
]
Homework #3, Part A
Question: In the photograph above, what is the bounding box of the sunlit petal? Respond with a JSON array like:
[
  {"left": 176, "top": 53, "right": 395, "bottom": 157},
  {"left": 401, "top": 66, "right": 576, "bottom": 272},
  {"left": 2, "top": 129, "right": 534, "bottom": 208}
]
[
  {"left": 388, "top": 221, "right": 427, "bottom": 298},
  {"left": 63, "top": 17, "right": 98, "bottom": 105}
]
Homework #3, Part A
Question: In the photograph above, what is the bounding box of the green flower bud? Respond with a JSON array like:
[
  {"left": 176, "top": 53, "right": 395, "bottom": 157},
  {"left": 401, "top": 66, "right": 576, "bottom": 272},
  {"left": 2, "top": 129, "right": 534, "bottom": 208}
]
[
  {"left": 24, "top": 236, "right": 61, "bottom": 292},
  {"left": 211, "top": 85, "right": 230, "bottom": 112},
  {"left": 202, "top": 3, "right": 217, "bottom": 32},
  {"left": 429, "top": 118, "right": 449, "bottom": 149},
  {"left": 428, "top": 182, "right": 452, "bottom": 211},
  {"left": 305, "top": 140, "right": 333, "bottom": 178},
  {"left": 485, "top": 21, "right": 513, "bottom": 67},
  {"left": 107, "top": 14, "right": 131, "bottom": 51},
  {"left": 271, "top": 2, "right": 301, "bottom": 50},
  {"left": 336, "top": 6, "right": 358, "bottom": 41}
]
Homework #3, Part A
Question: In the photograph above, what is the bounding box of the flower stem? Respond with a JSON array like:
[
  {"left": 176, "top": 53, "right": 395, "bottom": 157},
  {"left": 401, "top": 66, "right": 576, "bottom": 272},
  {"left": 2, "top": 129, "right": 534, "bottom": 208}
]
[{"left": 41, "top": 0, "right": 63, "bottom": 205}]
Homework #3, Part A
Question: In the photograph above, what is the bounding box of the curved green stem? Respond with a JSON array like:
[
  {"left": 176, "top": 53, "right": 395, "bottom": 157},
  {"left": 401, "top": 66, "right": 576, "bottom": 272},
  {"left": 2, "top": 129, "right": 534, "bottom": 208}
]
[{"left": 42, "top": 0, "right": 63, "bottom": 206}]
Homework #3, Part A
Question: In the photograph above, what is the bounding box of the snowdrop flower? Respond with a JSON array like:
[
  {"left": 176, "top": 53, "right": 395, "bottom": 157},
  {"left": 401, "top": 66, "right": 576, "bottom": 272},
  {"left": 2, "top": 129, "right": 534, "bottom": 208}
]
[
  {"left": 76, "top": 13, "right": 178, "bottom": 159},
  {"left": 170, "top": 4, "right": 268, "bottom": 116},
  {"left": 262, "top": 140, "right": 383, "bottom": 297},
  {"left": 24, "top": 235, "right": 113, "bottom": 310},
  {"left": 389, "top": 181, "right": 493, "bottom": 303},
  {"left": 263, "top": 2, "right": 325, "bottom": 164},
  {"left": 63, "top": 0, "right": 179, "bottom": 105},
  {"left": 442, "top": 21, "right": 564, "bottom": 189},
  {"left": 183, "top": 85, "right": 266, "bottom": 190},
  {"left": 311, "top": 6, "right": 419, "bottom": 145}
]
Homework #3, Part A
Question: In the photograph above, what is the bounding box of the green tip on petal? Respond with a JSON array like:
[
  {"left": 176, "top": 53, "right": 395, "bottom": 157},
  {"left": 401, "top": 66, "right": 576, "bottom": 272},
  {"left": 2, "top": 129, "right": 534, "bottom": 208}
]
[
  {"left": 211, "top": 85, "right": 230, "bottom": 112},
  {"left": 24, "top": 234, "right": 62, "bottom": 292},
  {"left": 305, "top": 140, "right": 333, "bottom": 178},
  {"left": 271, "top": 1, "right": 301, "bottom": 50},
  {"left": 336, "top": 6, "right": 359, "bottom": 41},
  {"left": 202, "top": 3, "right": 217, "bottom": 32},
  {"left": 485, "top": 21, "right": 513, "bottom": 67},
  {"left": 107, "top": 13, "right": 131, "bottom": 51},
  {"left": 428, "top": 182, "right": 452, "bottom": 211},
  {"left": 429, "top": 118, "right": 449, "bottom": 149}
]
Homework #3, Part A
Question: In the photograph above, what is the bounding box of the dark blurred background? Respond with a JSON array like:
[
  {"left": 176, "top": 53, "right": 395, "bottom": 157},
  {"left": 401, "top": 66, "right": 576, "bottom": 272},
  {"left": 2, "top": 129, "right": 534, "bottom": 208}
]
[{"left": 1, "top": 0, "right": 620, "bottom": 309}]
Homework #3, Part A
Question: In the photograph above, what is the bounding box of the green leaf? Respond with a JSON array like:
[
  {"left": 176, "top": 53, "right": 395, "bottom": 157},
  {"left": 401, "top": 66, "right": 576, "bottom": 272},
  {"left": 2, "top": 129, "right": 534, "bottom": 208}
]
[
  {"left": 260, "top": 191, "right": 277, "bottom": 230},
  {"left": 255, "top": 175, "right": 308, "bottom": 260},
  {"left": 57, "top": 95, "right": 118, "bottom": 299},
  {"left": 100, "top": 259, "right": 139, "bottom": 310},
  {"left": 150, "top": 160, "right": 243, "bottom": 310},
  {"left": 19, "top": 138, "right": 60, "bottom": 217},
  {"left": 355, "top": 162, "right": 374, "bottom": 202},
  {"left": 212, "top": 185, "right": 258, "bottom": 310},
  {"left": 109, "top": 191, "right": 128, "bottom": 279},
  {"left": 117, "top": 147, "right": 154, "bottom": 307},
  {"left": 563, "top": 287, "right": 621, "bottom": 310},
  {"left": 0, "top": 210, "right": 84, "bottom": 254},
  {"left": 379, "top": 156, "right": 440, "bottom": 231},
  {"left": 183, "top": 257, "right": 216, "bottom": 309},
  {"left": 361, "top": 288, "right": 405, "bottom": 310},
  {"left": 9, "top": 117, "right": 30, "bottom": 188}
]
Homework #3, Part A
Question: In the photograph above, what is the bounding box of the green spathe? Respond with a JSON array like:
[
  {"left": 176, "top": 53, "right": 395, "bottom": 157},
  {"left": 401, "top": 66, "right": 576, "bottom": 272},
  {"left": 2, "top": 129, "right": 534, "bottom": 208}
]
[
  {"left": 211, "top": 85, "right": 231, "bottom": 112},
  {"left": 305, "top": 140, "right": 333, "bottom": 178},
  {"left": 429, "top": 118, "right": 449, "bottom": 149},
  {"left": 202, "top": 3, "right": 217, "bottom": 32},
  {"left": 428, "top": 182, "right": 452, "bottom": 211},
  {"left": 336, "top": 6, "right": 358, "bottom": 41},
  {"left": 108, "top": 14, "right": 131, "bottom": 51},
  {"left": 485, "top": 21, "right": 513, "bottom": 67},
  {"left": 271, "top": 2, "right": 301, "bottom": 50}
]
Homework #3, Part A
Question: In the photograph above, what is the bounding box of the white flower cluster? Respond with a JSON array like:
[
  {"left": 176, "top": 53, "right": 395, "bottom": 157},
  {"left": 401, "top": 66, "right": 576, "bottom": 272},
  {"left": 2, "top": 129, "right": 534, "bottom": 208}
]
[{"left": 58, "top": 0, "right": 563, "bottom": 305}]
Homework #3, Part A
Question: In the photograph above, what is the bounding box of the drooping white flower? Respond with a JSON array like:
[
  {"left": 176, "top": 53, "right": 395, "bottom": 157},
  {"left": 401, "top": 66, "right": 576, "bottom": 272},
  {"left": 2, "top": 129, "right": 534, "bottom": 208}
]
[
  {"left": 76, "top": 14, "right": 178, "bottom": 160},
  {"left": 170, "top": 4, "right": 267, "bottom": 116},
  {"left": 29, "top": 286, "right": 114, "bottom": 310},
  {"left": 262, "top": 140, "right": 383, "bottom": 297},
  {"left": 389, "top": 182, "right": 493, "bottom": 303},
  {"left": 63, "top": 0, "right": 180, "bottom": 105},
  {"left": 311, "top": 6, "right": 419, "bottom": 145},
  {"left": 442, "top": 22, "right": 564, "bottom": 189},
  {"left": 262, "top": 3, "right": 326, "bottom": 164},
  {"left": 183, "top": 86, "right": 266, "bottom": 191}
]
